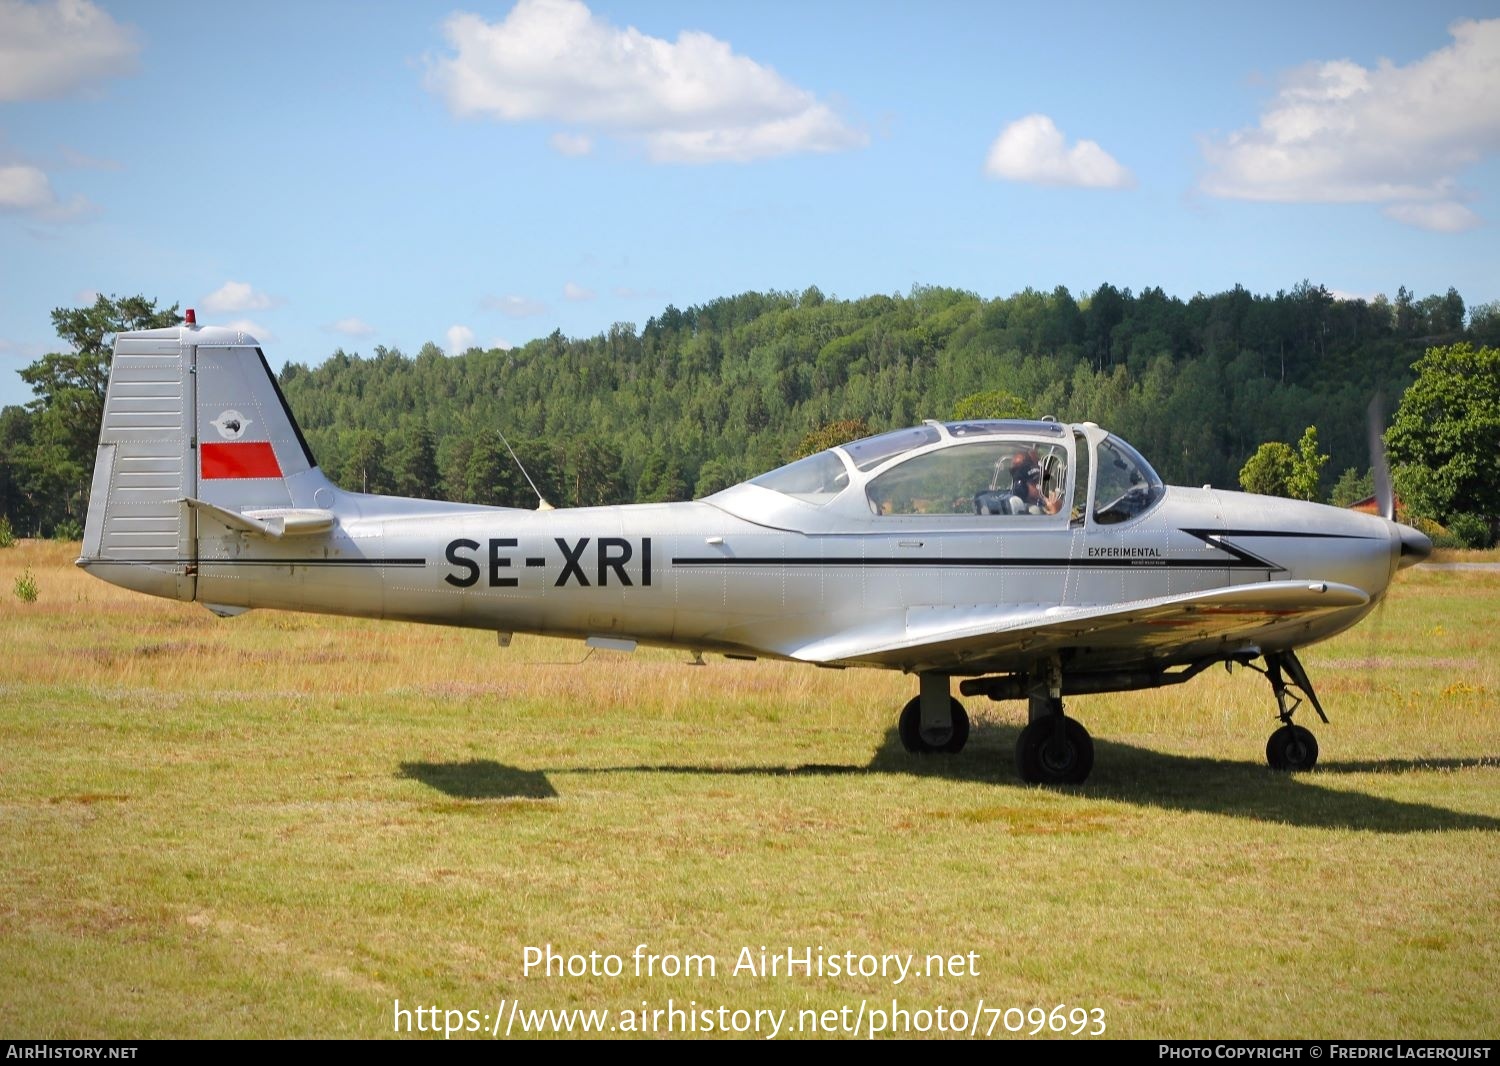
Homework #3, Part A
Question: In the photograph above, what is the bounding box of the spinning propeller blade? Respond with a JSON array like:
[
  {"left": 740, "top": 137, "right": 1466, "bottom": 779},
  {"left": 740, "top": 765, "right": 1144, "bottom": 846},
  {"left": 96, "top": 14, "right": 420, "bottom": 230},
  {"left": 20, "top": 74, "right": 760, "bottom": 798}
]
[{"left": 1367, "top": 394, "right": 1394, "bottom": 521}]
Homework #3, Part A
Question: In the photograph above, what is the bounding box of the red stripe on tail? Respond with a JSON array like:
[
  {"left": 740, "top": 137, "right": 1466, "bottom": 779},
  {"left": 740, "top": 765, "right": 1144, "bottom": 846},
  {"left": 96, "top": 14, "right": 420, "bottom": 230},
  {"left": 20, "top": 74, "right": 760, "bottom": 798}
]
[{"left": 201, "top": 441, "right": 283, "bottom": 479}]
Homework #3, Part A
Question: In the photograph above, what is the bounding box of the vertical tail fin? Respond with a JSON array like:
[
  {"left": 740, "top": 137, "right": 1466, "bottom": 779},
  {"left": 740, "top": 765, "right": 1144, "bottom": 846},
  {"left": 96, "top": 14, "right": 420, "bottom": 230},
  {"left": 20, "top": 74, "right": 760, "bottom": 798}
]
[{"left": 79, "top": 320, "right": 328, "bottom": 599}]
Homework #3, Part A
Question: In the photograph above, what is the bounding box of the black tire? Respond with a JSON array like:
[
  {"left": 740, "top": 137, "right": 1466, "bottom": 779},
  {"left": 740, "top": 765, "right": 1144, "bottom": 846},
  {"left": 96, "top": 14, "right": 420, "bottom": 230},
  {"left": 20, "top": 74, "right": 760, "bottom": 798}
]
[
  {"left": 1266, "top": 724, "right": 1319, "bottom": 771},
  {"left": 1015, "top": 717, "right": 1094, "bottom": 784},
  {"left": 898, "top": 696, "right": 970, "bottom": 754}
]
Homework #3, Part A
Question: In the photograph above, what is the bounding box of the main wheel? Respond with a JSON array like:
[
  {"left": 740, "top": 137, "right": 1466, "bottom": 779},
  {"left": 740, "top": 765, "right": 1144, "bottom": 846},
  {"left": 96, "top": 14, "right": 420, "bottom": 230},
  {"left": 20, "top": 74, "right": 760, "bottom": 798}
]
[
  {"left": 898, "top": 696, "right": 970, "bottom": 754},
  {"left": 1015, "top": 717, "right": 1094, "bottom": 784},
  {"left": 1265, "top": 724, "right": 1319, "bottom": 771}
]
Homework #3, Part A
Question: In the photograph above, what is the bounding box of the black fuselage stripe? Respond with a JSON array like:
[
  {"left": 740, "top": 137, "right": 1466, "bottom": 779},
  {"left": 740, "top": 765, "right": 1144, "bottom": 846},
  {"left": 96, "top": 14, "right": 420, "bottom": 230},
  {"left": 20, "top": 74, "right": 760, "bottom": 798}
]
[
  {"left": 669, "top": 556, "right": 1271, "bottom": 569},
  {"left": 92, "top": 558, "right": 426, "bottom": 567},
  {"left": 1189, "top": 528, "right": 1376, "bottom": 539}
]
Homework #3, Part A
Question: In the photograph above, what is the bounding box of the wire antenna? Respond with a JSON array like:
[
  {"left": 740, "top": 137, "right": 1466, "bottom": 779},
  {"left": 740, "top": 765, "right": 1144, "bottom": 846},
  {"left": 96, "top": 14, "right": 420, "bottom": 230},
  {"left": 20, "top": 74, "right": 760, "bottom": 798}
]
[{"left": 498, "top": 428, "right": 553, "bottom": 510}]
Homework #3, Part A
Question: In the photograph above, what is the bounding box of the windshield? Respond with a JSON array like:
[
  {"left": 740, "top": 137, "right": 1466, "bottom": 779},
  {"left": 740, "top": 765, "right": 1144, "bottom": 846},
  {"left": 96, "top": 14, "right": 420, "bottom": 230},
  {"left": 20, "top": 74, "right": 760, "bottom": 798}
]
[
  {"left": 1092, "top": 434, "right": 1164, "bottom": 524},
  {"left": 747, "top": 450, "right": 851, "bottom": 505}
]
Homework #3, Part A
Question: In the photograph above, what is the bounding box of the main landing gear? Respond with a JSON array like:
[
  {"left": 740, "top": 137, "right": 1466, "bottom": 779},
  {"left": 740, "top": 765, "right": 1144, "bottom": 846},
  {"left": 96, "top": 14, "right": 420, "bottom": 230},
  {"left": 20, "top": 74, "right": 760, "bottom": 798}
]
[
  {"left": 900, "top": 667, "right": 1096, "bottom": 785},
  {"left": 897, "top": 673, "right": 971, "bottom": 754},
  {"left": 899, "top": 648, "right": 1328, "bottom": 783},
  {"left": 1014, "top": 697, "right": 1094, "bottom": 785},
  {"left": 1250, "top": 649, "right": 1327, "bottom": 772}
]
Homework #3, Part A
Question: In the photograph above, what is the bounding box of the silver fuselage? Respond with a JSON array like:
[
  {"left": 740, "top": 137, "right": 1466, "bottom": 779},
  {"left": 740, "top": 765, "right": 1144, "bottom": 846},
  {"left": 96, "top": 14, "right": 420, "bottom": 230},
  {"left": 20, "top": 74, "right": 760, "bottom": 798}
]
[{"left": 77, "top": 325, "right": 1424, "bottom": 680}]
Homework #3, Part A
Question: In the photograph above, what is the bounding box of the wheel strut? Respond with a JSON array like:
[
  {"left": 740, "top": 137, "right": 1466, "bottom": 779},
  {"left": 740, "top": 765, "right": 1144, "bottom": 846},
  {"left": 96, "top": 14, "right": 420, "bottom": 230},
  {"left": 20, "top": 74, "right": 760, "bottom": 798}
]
[{"left": 1255, "top": 650, "right": 1325, "bottom": 772}]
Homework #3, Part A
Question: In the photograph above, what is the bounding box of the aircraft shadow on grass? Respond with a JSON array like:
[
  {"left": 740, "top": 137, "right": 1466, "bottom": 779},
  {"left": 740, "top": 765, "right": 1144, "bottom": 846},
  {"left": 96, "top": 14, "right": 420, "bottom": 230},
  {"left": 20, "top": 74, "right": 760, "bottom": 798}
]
[
  {"left": 399, "top": 759, "right": 557, "bottom": 800},
  {"left": 397, "top": 721, "right": 1499, "bottom": 834}
]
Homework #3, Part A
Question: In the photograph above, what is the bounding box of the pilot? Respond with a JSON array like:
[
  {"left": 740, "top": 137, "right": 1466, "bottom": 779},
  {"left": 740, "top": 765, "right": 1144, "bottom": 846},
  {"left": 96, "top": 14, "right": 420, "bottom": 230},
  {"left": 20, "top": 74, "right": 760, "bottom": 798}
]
[
  {"left": 1006, "top": 452, "right": 1062, "bottom": 515},
  {"left": 974, "top": 450, "right": 1062, "bottom": 516}
]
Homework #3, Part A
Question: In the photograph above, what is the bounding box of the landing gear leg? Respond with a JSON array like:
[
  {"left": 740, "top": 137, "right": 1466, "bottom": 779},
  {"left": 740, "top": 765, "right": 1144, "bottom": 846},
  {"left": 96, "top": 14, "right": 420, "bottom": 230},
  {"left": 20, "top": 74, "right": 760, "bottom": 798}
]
[
  {"left": 1258, "top": 650, "right": 1325, "bottom": 772},
  {"left": 1014, "top": 661, "right": 1093, "bottom": 784},
  {"left": 898, "top": 673, "right": 969, "bottom": 754}
]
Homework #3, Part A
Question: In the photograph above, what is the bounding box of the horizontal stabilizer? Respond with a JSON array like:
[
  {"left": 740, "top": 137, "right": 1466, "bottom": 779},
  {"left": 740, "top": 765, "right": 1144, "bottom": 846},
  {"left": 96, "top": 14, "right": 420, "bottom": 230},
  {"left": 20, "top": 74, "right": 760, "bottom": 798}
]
[{"left": 182, "top": 496, "right": 335, "bottom": 538}]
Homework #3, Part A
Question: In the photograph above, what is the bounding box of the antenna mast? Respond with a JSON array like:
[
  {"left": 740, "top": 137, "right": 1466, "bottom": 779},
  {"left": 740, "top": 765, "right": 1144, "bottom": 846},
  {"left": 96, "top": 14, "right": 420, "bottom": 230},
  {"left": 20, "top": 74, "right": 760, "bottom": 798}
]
[{"left": 497, "top": 429, "right": 553, "bottom": 510}]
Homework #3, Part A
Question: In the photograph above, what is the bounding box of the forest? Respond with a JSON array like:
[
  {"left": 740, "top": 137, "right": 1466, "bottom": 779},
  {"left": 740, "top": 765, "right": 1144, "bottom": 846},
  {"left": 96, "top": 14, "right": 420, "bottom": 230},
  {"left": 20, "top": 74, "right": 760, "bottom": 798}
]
[{"left": 3, "top": 280, "right": 1496, "bottom": 542}]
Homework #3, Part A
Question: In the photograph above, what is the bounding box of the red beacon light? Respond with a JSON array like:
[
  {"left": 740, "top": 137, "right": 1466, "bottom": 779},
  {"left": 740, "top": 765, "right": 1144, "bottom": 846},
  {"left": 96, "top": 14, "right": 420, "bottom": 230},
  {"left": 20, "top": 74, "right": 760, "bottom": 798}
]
[{"left": 184, "top": 308, "right": 197, "bottom": 327}]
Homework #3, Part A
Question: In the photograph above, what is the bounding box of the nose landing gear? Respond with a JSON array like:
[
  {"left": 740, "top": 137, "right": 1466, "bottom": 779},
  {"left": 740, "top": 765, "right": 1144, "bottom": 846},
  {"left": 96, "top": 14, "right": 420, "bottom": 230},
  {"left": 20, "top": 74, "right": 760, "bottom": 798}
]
[{"left": 1252, "top": 650, "right": 1328, "bottom": 772}]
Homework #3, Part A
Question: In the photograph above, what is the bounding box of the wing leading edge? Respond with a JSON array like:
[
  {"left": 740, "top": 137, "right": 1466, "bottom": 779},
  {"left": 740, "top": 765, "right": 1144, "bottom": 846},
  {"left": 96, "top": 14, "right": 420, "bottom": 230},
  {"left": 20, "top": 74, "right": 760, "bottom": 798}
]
[{"left": 786, "top": 580, "right": 1370, "bottom": 672}]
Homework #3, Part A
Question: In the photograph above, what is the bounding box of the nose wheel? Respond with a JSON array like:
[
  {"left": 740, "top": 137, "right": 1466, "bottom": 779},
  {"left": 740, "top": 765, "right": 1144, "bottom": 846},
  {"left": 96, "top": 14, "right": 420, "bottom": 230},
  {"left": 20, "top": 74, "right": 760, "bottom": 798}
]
[{"left": 1266, "top": 724, "right": 1319, "bottom": 771}]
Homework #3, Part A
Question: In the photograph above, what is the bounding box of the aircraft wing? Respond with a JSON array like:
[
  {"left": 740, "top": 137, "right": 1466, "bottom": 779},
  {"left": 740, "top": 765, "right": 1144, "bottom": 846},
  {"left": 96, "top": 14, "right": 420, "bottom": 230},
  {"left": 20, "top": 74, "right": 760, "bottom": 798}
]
[{"left": 786, "top": 580, "right": 1370, "bottom": 671}]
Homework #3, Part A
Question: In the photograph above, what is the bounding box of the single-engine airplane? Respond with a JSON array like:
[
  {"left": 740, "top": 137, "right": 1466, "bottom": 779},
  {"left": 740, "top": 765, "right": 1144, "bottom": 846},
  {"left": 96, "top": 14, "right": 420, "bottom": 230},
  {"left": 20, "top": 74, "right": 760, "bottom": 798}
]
[{"left": 78, "top": 317, "right": 1432, "bottom": 784}]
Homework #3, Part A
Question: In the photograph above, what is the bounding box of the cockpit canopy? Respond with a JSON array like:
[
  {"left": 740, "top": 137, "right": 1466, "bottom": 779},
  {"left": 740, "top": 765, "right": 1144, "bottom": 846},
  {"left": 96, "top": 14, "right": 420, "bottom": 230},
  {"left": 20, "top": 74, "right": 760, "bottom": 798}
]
[{"left": 736, "top": 419, "right": 1164, "bottom": 527}]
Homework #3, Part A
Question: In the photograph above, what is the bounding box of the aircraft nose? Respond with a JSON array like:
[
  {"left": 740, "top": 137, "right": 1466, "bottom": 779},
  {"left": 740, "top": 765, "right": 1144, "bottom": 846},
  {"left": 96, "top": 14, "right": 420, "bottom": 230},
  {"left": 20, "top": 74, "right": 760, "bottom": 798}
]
[{"left": 1395, "top": 522, "right": 1432, "bottom": 569}]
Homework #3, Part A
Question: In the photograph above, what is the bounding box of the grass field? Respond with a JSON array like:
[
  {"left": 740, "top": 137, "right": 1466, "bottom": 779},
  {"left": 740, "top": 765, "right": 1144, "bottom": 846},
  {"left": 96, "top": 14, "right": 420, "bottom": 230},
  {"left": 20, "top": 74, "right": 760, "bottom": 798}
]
[{"left": 2, "top": 540, "right": 1496, "bottom": 1039}]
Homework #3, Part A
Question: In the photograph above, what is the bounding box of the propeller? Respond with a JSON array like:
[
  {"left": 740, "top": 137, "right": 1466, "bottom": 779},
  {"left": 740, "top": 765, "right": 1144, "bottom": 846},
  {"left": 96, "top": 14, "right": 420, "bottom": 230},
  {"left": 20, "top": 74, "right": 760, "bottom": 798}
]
[
  {"left": 1368, "top": 393, "right": 1432, "bottom": 566},
  {"left": 1366, "top": 393, "right": 1394, "bottom": 522}
]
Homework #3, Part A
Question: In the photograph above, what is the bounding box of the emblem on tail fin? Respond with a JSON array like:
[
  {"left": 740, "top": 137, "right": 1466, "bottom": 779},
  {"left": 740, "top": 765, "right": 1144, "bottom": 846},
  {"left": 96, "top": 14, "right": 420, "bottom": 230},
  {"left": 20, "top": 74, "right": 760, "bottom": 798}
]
[{"left": 211, "top": 410, "right": 252, "bottom": 440}]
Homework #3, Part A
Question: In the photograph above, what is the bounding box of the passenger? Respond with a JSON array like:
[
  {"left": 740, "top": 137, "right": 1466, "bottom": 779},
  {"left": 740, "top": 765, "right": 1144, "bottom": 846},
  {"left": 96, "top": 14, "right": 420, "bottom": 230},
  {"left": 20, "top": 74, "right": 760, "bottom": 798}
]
[
  {"left": 1006, "top": 451, "right": 1062, "bottom": 515},
  {"left": 974, "top": 449, "right": 1061, "bottom": 515}
]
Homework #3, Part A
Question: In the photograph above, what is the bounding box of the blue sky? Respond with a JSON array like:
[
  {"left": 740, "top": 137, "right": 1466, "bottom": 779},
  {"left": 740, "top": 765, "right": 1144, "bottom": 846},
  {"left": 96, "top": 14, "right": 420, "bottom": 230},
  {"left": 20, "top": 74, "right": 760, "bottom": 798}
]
[{"left": 2, "top": 0, "right": 1498, "bottom": 409}]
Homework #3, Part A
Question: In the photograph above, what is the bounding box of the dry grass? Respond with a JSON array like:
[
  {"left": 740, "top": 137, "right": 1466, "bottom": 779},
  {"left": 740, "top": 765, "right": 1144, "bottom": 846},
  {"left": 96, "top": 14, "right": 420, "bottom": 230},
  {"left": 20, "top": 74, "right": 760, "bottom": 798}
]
[{"left": 1, "top": 540, "right": 1496, "bottom": 1039}]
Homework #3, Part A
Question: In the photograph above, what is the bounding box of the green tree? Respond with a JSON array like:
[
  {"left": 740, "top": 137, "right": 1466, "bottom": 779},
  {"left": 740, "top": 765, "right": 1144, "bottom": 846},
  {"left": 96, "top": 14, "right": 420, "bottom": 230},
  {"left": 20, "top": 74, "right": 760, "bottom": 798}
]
[
  {"left": 0, "top": 406, "right": 38, "bottom": 534},
  {"left": 1469, "top": 301, "right": 1500, "bottom": 348},
  {"left": 392, "top": 424, "right": 440, "bottom": 499},
  {"left": 1287, "top": 425, "right": 1329, "bottom": 502},
  {"left": 22, "top": 295, "right": 181, "bottom": 458},
  {"left": 951, "top": 389, "right": 1036, "bottom": 421},
  {"left": 1239, "top": 441, "right": 1297, "bottom": 497},
  {"left": 465, "top": 431, "right": 523, "bottom": 506},
  {"left": 692, "top": 457, "right": 736, "bottom": 497},
  {"left": 14, "top": 295, "right": 180, "bottom": 534},
  {"left": 1387, "top": 343, "right": 1500, "bottom": 543},
  {"left": 560, "top": 439, "right": 626, "bottom": 507},
  {"left": 342, "top": 430, "right": 390, "bottom": 494},
  {"left": 1330, "top": 467, "right": 1374, "bottom": 508},
  {"left": 636, "top": 448, "right": 689, "bottom": 502},
  {"left": 792, "top": 419, "right": 870, "bottom": 459}
]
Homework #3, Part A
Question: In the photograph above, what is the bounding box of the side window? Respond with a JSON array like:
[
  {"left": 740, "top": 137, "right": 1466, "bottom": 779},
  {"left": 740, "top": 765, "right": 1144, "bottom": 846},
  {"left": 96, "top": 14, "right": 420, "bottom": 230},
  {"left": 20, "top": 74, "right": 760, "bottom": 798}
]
[{"left": 866, "top": 441, "right": 1067, "bottom": 516}]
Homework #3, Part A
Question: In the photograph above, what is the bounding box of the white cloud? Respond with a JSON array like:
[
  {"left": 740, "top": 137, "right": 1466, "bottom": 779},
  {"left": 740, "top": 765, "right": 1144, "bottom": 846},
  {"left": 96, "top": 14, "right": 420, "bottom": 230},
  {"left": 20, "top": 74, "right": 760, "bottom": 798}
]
[
  {"left": 549, "top": 131, "right": 593, "bottom": 157},
  {"left": 72, "top": 288, "right": 99, "bottom": 304},
  {"left": 984, "top": 114, "right": 1134, "bottom": 188},
  {"left": 224, "top": 319, "right": 274, "bottom": 343},
  {"left": 202, "top": 281, "right": 275, "bottom": 313},
  {"left": 446, "top": 324, "right": 476, "bottom": 354},
  {"left": 425, "top": 0, "right": 866, "bottom": 163},
  {"left": 563, "top": 281, "right": 595, "bottom": 302},
  {"left": 0, "top": 0, "right": 139, "bottom": 101},
  {"left": 1381, "top": 200, "right": 1482, "bottom": 233},
  {"left": 482, "top": 293, "right": 547, "bottom": 317},
  {"left": 0, "top": 164, "right": 55, "bottom": 210},
  {"left": 0, "top": 163, "right": 92, "bottom": 219},
  {"left": 329, "top": 317, "right": 377, "bottom": 337},
  {"left": 1200, "top": 18, "right": 1500, "bottom": 230}
]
